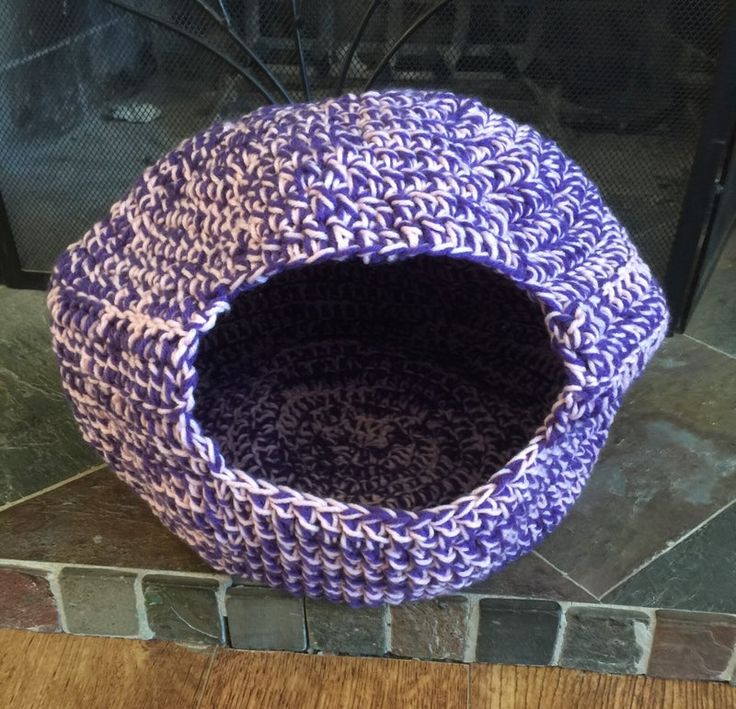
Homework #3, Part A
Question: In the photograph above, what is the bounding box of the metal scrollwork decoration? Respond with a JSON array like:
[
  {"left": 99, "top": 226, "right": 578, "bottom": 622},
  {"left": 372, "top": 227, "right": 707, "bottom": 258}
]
[{"left": 103, "top": 0, "right": 453, "bottom": 104}]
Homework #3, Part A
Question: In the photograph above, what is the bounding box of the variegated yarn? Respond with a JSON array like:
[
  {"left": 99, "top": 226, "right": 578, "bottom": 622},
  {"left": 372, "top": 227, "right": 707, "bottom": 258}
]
[{"left": 48, "top": 90, "right": 669, "bottom": 606}]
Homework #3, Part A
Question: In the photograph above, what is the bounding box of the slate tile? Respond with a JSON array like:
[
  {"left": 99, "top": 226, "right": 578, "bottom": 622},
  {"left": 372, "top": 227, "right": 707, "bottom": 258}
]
[
  {"left": 476, "top": 598, "right": 560, "bottom": 665},
  {"left": 390, "top": 596, "right": 468, "bottom": 660},
  {"left": 538, "top": 336, "right": 736, "bottom": 596},
  {"left": 0, "top": 567, "right": 60, "bottom": 632},
  {"left": 306, "top": 600, "right": 386, "bottom": 656},
  {"left": 647, "top": 610, "right": 736, "bottom": 681},
  {"left": 603, "top": 504, "right": 736, "bottom": 613},
  {"left": 467, "top": 553, "right": 597, "bottom": 602},
  {"left": 0, "top": 469, "right": 210, "bottom": 572},
  {"left": 559, "top": 607, "right": 650, "bottom": 675},
  {"left": 688, "top": 232, "right": 736, "bottom": 357},
  {"left": 143, "top": 576, "right": 222, "bottom": 645},
  {"left": 226, "top": 586, "right": 306, "bottom": 651},
  {"left": 59, "top": 567, "right": 138, "bottom": 637},
  {"left": 0, "top": 286, "right": 99, "bottom": 506}
]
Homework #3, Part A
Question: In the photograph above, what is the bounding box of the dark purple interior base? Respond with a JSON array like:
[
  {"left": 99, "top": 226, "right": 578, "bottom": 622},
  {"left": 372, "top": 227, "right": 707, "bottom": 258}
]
[{"left": 194, "top": 257, "right": 566, "bottom": 510}]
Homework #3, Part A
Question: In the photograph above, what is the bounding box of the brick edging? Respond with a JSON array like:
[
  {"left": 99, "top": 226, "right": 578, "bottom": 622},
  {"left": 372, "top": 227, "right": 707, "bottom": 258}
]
[{"left": 1, "top": 560, "right": 734, "bottom": 684}]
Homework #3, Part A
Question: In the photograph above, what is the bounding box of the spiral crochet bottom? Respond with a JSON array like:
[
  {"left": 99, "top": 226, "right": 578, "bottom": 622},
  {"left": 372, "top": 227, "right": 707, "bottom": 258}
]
[{"left": 194, "top": 257, "right": 567, "bottom": 511}]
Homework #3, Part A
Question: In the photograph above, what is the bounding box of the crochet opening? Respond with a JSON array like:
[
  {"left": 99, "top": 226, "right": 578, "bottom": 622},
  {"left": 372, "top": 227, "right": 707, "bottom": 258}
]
[{"left": 193, "top": 256, "right": 567, "bottom": 511}]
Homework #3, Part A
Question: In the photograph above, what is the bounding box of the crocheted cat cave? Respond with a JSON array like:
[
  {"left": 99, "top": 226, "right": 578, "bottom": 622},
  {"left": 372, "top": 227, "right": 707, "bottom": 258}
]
[{"left": 49, "top": 91, "right": 669, "bottom": 606}]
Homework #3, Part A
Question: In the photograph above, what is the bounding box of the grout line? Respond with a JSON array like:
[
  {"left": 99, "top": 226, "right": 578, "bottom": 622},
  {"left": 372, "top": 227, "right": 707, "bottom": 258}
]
[
  {"left": 0, "top": 557, "right": 236, "bottom": 583},
  {"left": 531, "top": 551, "right": 600, "bottom": 600},
  {"left": 46, "top": 567, "right": 69, "bottom": 634},
  {"left": 194, "top": 645, "right": 219, "bottom": 709},
  {"left": 599, "top": 497, "right": 736, "bottom": 600},
  {"left": 683, "top": 333, "right": 736, "bottom": 361},
  {"left": 384, "top": 604, "right": 391, "bottom": 655},
  {"left": 302, "top": 597, "right": 310, "bottom": 652},
  {"left": 635, "top": 609, "right": 656, "bottom": 675},
  {"left": 134, "top": 574, "right": 154, "bottom": 640},
  {"left": 216, "top": 577, "right": 232, "bottom": 645},
  {"left": 0, "top": 462, "right": 107, "bottom": 513},
  {"left": 463, "top": 595, "right": 480, "bottom": 663},
  {"left": 722, "top": 636, "right": 736, "bottom": 683},
  {"left": 215, "top": 577, "right": 231, "bottom": 618},
  {"left": 549, "top": 602, "right": 570, "bottom": 666}
]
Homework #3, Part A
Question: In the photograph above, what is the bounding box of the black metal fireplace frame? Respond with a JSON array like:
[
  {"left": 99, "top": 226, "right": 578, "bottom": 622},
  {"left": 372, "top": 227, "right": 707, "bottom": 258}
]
[
  {"left": 2, "top": 1, "right": 736, "bottom": 332},
  {"left": 0, "top": 192, "right": 48, "bottom": 290},
  {"left": 663, "top": 7, "right": 736, "bottom": 331}
]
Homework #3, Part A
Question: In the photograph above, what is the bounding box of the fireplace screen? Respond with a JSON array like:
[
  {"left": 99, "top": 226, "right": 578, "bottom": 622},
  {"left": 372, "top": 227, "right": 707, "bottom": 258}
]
[{"left": 1, "top": 1, "right": 735, "bottom": 327}]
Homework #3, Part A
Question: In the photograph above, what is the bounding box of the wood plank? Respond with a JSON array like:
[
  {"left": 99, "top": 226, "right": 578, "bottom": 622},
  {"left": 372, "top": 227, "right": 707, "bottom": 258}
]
[
  {"left": 0, "top": 629, "right": 213, "bottom": 709},
  {"left": 199, "top": 650, "right": 469, "bottom": 709},
  {"left": 3, "top": 627, "right": 734, "bottom": 709},
  {"left": 469, "top": 663, "right": 736, "bottom": 709}
]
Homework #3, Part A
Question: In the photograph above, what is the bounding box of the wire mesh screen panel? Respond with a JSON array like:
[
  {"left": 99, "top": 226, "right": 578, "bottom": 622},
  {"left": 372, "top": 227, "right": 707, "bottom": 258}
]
[{"left": 0, "top": 0, "right": 733, "bottom": 278}]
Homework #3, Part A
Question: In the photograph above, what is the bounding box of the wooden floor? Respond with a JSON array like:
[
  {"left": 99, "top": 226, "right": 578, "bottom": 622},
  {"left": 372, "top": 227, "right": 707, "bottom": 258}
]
[{"left": 0, "top": 629, "right": 734, "bottom": 708}]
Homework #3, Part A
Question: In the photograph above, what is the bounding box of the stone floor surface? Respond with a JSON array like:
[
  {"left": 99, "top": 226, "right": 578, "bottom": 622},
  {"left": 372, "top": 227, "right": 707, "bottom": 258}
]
[{"left": 0, "top": 232, "right": 734, "bottom": 611}]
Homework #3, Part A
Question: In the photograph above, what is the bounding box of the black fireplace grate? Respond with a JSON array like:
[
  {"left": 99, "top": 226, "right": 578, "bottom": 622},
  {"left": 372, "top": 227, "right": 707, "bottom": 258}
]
[{"left": 1, "top": 1, "right": 734, "bottom": 327}]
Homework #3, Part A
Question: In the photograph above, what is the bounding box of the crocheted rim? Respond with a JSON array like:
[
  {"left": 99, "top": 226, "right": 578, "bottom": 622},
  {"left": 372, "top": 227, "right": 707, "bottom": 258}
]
[{"left": 175, "top": 243, "right": 591, "bottom": 531}]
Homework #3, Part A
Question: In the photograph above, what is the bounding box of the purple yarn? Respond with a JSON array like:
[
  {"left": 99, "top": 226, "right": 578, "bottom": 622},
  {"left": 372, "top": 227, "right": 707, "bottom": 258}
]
[{"left": 48, "top": 90, "right": 669, "bottom": 606}]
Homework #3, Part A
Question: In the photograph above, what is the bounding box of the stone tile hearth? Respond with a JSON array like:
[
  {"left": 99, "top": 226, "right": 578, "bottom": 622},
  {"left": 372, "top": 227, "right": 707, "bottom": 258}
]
[
  {"left": 0, "top": 466, "right": 208, "bottom": 572},
  {"left": 536, "top": 334, "right": 736, "bottom": 598},
  {"left": 0, "top": 234, "right": 734, "bottom": 681}
]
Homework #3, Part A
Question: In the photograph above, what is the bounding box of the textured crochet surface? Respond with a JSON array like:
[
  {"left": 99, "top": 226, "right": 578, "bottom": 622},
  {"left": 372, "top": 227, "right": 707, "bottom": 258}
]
[{"left": 49, "top": 90, "right": 669, "bottom": 606}]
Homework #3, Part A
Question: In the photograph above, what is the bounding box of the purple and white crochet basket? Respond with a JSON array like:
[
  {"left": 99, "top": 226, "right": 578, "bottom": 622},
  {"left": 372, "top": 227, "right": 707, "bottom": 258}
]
[{"left": 49, "top": 90, "right": 669, "bottom": 606}]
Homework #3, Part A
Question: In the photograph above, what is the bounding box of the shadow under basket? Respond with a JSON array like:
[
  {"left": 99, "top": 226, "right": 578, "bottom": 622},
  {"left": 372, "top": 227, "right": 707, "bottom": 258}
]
[{"left": 194, "top": 257, "right": 566, "bottom": 512}]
